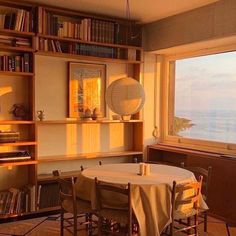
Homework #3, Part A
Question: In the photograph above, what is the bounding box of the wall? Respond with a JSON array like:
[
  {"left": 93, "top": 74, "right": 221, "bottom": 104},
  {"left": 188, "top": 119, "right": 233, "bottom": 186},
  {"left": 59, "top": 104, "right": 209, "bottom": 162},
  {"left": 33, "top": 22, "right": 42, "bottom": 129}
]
[
  {"left": 144, "top": 0, "right": 236, "bottom": 51},
  {"left": 142, "top": 52, "right": 160, "bottom": 158}
]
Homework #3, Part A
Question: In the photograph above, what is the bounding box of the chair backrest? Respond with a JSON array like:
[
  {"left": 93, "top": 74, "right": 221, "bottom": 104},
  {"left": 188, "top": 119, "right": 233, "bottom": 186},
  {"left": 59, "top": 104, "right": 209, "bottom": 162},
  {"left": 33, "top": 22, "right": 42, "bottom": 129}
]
[
  {"left": 95, "top": 177, "right": 132, "bottom": 229},
  {"left": 52, "top": 170, "right": 77, "bottom": 214},
  {"left": 181, "top": 163, "right": 212, "bottom": 200},
  {"left": 171, "top": 175, "right": 203, "bottom": 219}
]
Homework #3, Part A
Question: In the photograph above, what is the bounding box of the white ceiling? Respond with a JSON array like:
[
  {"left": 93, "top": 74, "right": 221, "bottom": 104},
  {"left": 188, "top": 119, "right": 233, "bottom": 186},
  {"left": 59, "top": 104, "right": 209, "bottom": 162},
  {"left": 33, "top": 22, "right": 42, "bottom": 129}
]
[{"left": 28, "top": 0, "right": 218, "bottom": 23}]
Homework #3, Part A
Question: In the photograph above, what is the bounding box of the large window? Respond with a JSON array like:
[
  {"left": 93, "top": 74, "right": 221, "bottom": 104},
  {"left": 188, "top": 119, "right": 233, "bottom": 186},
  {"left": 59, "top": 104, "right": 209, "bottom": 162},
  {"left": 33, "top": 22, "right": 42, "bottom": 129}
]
[{"left": 167, "top": 51, "right": 236, "bottom": 149}]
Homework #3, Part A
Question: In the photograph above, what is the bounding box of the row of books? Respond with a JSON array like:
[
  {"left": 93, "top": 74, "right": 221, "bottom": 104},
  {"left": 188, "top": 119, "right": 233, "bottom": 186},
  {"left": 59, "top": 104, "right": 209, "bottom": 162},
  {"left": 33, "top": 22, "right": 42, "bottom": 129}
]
[
  {"left": 0, "top": 34, "right": 31, "bottom": 48},
  {"left": 0, "top": 54, "right": 31, "bottom": 72},
  {"left": 38, "top": 38, "right": 131, "bottom": 60},
  {"left": 0, "top": 9, "right": 33, "bottom": 32},
  {"left": 0, "top": 185, "right": 35, "bottom": 215},
  {"left": 38, "top": 7, "right": 125, "bottom": 44}
]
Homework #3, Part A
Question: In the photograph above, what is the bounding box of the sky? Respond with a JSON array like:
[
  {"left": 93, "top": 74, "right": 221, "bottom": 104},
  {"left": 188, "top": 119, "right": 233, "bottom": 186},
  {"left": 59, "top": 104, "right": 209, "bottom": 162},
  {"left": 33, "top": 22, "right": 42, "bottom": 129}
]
[{"left": 174, "top": 51, "right": 236, "bottom": 112}]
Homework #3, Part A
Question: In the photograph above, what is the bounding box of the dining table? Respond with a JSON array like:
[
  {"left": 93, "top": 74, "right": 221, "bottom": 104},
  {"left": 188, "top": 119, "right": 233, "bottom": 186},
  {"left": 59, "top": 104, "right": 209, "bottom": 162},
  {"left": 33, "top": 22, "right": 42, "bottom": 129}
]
[{"left": 74, "top": 163, "right": 208, "bottom": 236}]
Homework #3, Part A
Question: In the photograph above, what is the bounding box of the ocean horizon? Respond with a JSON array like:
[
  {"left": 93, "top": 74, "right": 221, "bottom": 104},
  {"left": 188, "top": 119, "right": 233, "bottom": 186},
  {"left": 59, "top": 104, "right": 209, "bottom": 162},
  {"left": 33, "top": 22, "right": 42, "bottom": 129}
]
[{"left": 175, "top": 109, "right": 236, "bottom": 143}]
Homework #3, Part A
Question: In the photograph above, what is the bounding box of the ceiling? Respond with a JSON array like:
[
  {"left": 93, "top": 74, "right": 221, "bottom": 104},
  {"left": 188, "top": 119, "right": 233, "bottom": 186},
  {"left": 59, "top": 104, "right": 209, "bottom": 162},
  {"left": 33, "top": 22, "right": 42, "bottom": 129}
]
[{"left": 27, "top": 0, "right": 218, "bottom": 23}]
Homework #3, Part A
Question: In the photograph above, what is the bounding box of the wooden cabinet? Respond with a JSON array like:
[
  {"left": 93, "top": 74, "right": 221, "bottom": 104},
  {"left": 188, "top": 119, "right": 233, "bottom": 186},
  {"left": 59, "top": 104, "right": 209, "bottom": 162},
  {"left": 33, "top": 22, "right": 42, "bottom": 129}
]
[
  {"left": 147, "top": 144, "right": 236, "bottom": 224},
  {"left": 0, "top": 0, "right": 143, "bottom": 221}
]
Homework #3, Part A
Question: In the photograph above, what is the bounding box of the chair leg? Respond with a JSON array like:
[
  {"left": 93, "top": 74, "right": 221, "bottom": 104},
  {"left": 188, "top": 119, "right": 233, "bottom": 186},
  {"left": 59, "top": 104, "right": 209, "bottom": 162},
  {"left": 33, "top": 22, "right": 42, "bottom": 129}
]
[
  {"left": 60, "top": 210, "right": 64, "bottom": 236},
  {"left": 73, "top": 212, "right": 77, "bottom": 236},
  {"left": 204, "top": 211, "right": 208, "bottom": 232},
  {"left": 187, "top": 217, "right": 191, "bottom": 235},
  {"left": 97, "top": 215, "right": 102, "bottom": 236},
  {"left": 170, "top": 222, "right": 174, "bottom": 236},
  {"left": 226, "top": 223, "right": 231, "bottom": 236},
  {"left": 194, "top": 214, "right": 198, "bottom": 236}
]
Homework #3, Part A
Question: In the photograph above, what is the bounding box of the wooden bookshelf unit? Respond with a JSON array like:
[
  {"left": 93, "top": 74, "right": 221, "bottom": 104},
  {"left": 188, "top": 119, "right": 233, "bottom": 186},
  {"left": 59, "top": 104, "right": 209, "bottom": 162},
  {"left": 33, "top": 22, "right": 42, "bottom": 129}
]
[{"left": 0, "top": 0, "right": 144, "bottom": 222}]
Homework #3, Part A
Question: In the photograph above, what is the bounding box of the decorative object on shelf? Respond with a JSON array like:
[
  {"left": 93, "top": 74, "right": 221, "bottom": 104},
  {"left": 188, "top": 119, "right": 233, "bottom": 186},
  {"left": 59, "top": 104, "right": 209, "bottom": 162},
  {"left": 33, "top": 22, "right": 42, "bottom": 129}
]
[
  {"left": 106, "top": 77, "right": 145, "bottom": 120},
  {"left": 9, "top": 103, "right": 28, "bottom": 120},
  {"left": 92, "top": 108, "right": 102, "bottom": 120},
  {"left": 82, "top": 108, "right": 92, "bottom": 121},
  {"left": 69, "top": 62, "right": 106, "bottom": 118},
  {"left": 36, "top": 110, "right": 45, "bottom": 121}
]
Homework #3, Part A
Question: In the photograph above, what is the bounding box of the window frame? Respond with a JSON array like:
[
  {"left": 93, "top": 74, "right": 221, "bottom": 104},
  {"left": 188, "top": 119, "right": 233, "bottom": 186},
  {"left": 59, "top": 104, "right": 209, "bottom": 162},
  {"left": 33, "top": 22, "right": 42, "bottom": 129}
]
[{"left": 161, "top": 45, "right": 236, "bottom": 154}]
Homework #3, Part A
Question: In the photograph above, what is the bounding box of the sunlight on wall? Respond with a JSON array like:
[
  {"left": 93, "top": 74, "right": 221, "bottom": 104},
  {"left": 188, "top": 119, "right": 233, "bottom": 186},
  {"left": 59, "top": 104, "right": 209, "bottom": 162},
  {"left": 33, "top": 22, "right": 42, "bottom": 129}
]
[{"left": 66, "top": 124, "right": 78, "bottom": 155}]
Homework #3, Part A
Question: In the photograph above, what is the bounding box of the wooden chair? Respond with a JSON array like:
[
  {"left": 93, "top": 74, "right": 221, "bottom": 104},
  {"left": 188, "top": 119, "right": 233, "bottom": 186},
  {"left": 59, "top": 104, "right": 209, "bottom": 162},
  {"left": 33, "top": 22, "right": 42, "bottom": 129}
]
[
  {"left": 95, "top": 177, "right": 137, "bottom": 236},
  {"left": 52, "top": 170, "right": 94, "bottom": 236},
  {"left": 167, "top": 176, "right": 203, "bottom": 236},
  {"left": 181, "top": 162, "right": 212, "bottom": 232},
  {"left": 226, "top": 222, "right": 236, "bottom": 236}
]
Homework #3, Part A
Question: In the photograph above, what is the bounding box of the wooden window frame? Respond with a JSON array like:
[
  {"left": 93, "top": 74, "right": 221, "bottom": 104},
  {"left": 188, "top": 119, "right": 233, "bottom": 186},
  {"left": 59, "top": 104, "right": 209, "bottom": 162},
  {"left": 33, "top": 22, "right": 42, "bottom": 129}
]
[{"left": 161, "top": 44, "right": 236, "bottom": 154}]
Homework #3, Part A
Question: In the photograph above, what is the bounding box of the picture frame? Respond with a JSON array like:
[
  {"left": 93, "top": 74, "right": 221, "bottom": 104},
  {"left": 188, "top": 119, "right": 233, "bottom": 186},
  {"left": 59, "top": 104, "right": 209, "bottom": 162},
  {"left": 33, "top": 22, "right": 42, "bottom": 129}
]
[{"left": 68, "top": 62, "right": 106, "bottom": 119}]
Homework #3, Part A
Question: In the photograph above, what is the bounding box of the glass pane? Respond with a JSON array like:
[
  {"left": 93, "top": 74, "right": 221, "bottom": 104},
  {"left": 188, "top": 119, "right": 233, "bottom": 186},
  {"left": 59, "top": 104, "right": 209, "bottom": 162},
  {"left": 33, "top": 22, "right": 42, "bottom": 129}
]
[{"left": 172, "top": 51, "right": 236, "bottom": 143}]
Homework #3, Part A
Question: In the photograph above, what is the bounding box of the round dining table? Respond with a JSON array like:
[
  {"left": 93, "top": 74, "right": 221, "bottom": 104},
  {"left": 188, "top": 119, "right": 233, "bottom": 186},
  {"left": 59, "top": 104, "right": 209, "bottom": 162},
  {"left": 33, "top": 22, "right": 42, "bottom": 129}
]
[{"left": 74, "top": 163, "right": 208, "bottom": 236}]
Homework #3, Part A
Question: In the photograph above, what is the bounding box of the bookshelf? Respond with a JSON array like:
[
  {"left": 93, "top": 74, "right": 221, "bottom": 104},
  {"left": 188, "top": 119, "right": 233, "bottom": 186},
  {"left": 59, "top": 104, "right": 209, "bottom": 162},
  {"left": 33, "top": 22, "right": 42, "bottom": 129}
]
[
  {"left": 0, "top": 0, "right": 37, "bottom": 220},
  {"left": 36, "top": 6, "right": 142, "bottom": 63},
  {"left": 0, "top": 0, "right": 143, "bottom": 221}
]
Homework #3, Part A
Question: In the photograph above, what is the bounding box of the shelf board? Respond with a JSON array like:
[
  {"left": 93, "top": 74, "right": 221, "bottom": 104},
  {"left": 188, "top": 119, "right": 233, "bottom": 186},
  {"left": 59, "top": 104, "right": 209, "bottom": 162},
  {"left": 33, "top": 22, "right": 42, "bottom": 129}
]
[
  {"left": 0, "top": 160, "right": 37, "bottom": 167},
  {"left": 0, "top": 141, "right": 37, "bottom": 146},
  {"left": 36, "top": 119, "right": 143, "bottom": 125},
  {"left": 36, "top": 50, "right": 142, "bottom": 64},
  {"left": 38, "top": 151, "right": 143, "bottom": 163},
  {"left": 38, "top": 170, "right": 81, "bottom": 182},
  {"left": 37, "top": 34, "right": 142, "bottom": 50},
  {"left": 0, "top": 29, "right": 34, "bottom": 37},
  {"left": 0, "top": 71, "right": 34, "bottom": 77},
  {"left": 0, "top": 45, "right": 34, "bottom": 52},
  {"left": 0, "top": 120, "right": 34, "bottom": 124},
  {"left": 0, "top": 206, "right": 60, "bottom": 223}
]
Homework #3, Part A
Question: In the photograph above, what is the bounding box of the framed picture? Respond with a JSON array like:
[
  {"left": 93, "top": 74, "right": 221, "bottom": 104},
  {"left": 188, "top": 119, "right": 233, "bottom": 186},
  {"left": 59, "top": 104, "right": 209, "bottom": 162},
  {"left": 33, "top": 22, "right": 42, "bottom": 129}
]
[{"left": 69, "top": 62, "right": 106, "bottom": 118}]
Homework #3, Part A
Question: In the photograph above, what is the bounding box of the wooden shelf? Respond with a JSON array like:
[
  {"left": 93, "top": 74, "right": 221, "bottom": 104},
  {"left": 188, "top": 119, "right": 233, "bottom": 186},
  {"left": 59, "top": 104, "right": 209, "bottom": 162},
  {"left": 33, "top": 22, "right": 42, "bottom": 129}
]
[
  {"left": 37, "top": 34, "right": 142, "bottom": 50},
  {"left": 38, "top": 170, "right": 81, "bottom": 182},
  {"left": 0, "top": 120, "right": 34, "bottom": 124},
  {"left": 38, "top": 151, "right": 143, "bottom": 163},
  {"left": 36, "top": 50, "right": 142, "bottom": 64},
  {"left": 0, "top": 45, "right": 34, "bottom": 52},
  {"left": 0, "top": 29, "right": 34, "bottom": 37},
  {"left": 0, "top": 141, "right": 37, "bottom": 146},
  {"left": 0, "top": 71, "right": 34, "bottom": 77},
  {"left": 0, "top": 160, "right": 37, "bottom": 167},
  {"left": 36, "top": 119, "right": 143, "bottom": 125},
  {"left": 0, "top": 206, "right": 60, "bottom": 223}
]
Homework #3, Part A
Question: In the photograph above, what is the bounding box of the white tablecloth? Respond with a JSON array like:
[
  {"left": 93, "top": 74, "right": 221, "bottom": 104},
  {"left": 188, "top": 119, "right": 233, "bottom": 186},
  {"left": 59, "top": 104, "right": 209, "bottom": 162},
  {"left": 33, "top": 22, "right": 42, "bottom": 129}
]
[{"left": 75, "top": 163, "right": 208, "bottom": 236}]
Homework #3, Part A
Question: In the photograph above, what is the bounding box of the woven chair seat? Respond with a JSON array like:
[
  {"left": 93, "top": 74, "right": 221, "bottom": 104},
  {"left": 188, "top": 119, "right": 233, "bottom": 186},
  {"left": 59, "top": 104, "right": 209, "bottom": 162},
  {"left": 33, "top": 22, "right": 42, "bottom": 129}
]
[
  {"left": 62, "top": 198, "right": 92, "bottom": 214},
  {"left": 174, "top": 208, "right": 198, "bottom": 220}
]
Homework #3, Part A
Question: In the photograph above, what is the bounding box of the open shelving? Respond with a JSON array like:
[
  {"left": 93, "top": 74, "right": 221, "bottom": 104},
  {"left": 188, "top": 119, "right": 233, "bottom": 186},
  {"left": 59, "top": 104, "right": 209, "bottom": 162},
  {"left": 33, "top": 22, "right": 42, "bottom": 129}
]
[
  {"left": 0, "top": 0, "right": 143, "bottom": 222},
  {"left": 0, "top": 0, "right": 37, "bottom": 221},
  {"left": 36, "top": 5, "right": 142, "bottom": 63},
  {"left": 36, "top": 119, "right": 143, "bottom": 125},
  {"left": 38, "top": 151, "right": 143, "bottom": 163}
]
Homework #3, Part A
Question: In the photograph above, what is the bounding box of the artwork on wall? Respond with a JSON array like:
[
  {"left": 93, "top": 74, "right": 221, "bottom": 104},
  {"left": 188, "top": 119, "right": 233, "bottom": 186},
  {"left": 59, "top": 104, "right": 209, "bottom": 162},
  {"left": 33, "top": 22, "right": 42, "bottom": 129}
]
[{"left": 68, "top": 62, "right": 106, "bottom": 119}]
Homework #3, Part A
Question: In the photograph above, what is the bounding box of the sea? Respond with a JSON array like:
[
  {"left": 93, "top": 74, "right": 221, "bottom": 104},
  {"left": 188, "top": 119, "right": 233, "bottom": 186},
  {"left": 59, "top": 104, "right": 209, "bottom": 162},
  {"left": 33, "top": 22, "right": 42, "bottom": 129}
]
[{"left": 175, "top": 110, "right": 236, "bottom": 143}]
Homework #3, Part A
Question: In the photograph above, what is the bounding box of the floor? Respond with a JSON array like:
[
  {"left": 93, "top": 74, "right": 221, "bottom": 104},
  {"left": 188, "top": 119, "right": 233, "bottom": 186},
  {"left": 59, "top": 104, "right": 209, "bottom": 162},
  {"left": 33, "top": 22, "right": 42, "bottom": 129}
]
[{"left": 0, "top": 215, "right": 235, "bottom": 236}]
